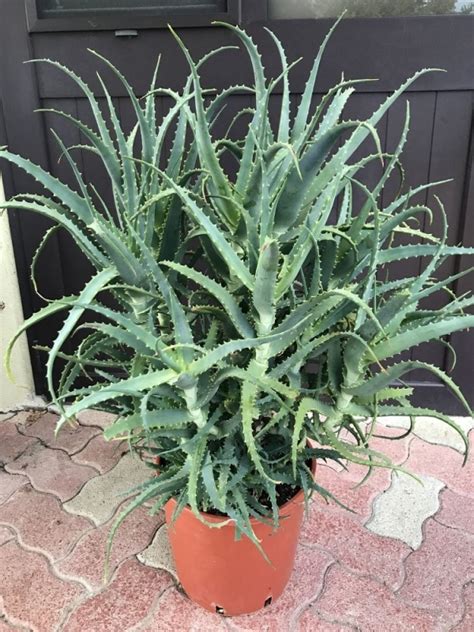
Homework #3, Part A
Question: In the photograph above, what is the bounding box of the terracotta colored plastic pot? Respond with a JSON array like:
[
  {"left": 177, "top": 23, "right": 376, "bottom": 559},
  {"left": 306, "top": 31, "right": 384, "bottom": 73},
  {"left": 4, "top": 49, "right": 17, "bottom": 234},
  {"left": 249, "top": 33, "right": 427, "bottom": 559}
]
[{"left": 164, "top": 459, "right": 317, "bottom": 616}]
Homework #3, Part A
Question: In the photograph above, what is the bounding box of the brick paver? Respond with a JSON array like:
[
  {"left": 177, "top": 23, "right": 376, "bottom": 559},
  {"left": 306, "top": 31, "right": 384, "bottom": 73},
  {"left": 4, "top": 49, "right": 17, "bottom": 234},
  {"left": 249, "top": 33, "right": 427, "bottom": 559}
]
[
  {"left": 310, "top": 463, "right": 388, "bottom": 523},
  {"left": 6, "top": 443, "right": 97, "bottom": 502},
  {"left": 71, "top": 434, "right": 128, "bottom": 473},
  {"left": 0, "top": 424, "right": 39, "bottom": 465},
  {"left": 297, "top": 606, "right": 359, "bottom": 631},
  {"left": 436, "top": 488, "right": 474, "bottom": 535},
  {"left": 0, "top": 540, "right": 84, "bottom": 631},
  {"left": 381, "top": 415, "right": 473, "bottom": 453},
  {"left": 452, "top": 582, "right": 474, "bottom": 632},
  {"left": 0, "top": 471, "right": 28, "bottom": 505},
  {"left": 75, "top": 409, "right": 116, "bottom": 429},
  {"left": 0, "top": 485, "right": 92, "bottom": 562},
  {"left": 0, "top": 411, "right": 473, "bottom": 631},
  {"left": 19, "top": 412, "right": 99, "bottom": 455},
  {"left": 142, "top": 587, "right": 229, "bottom": 632},
  {"left": 55, "top": 505, "right": 163, "bottom": 591},
  {"left": 404, "top": 436, "right": 474, "bottom": 499},
  {"left": 0, "top": 527, "right": 14, "bottom": 546},
  {"left": 301, "top": 504, "right": 410, "bottom": 589},
  {"left": 340, "top": 424, "right": 412, "bottom": 487},
  {"left": 63, "top": 559, "right": 173, "bottom": 632},
  {"left": 313, "top": 564, "right": 442, "bottom": 631},
  {"left": 397, "top": 519, "right": 474, "bottom": 626}
]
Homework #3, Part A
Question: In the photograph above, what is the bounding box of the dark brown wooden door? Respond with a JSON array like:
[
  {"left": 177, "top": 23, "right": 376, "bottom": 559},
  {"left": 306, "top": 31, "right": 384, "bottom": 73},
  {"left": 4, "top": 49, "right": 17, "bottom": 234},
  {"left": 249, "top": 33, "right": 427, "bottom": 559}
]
[{"left": 1, "top": 0, "right": 473, "bottom": 412}]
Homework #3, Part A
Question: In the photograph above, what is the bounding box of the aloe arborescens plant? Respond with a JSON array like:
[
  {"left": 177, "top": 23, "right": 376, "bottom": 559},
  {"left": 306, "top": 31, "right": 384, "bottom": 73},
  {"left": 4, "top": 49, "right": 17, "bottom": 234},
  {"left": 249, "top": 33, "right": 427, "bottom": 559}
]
[{"left": 1, "top": 20, "right": 473, "bottom": 574}]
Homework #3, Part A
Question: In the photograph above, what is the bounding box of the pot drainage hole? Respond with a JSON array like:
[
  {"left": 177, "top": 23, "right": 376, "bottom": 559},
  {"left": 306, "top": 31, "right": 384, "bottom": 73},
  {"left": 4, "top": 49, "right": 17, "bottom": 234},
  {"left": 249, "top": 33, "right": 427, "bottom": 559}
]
[{"left": 214, "top": 597, "right": 272, "bottom": 615}]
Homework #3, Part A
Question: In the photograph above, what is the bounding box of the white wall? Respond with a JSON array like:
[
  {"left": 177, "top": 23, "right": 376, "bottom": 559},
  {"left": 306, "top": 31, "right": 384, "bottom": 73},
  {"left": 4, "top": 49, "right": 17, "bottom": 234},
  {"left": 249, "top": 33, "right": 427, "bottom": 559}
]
[{"left": 0, "top": 172, "right": 36, "bottom": 409}]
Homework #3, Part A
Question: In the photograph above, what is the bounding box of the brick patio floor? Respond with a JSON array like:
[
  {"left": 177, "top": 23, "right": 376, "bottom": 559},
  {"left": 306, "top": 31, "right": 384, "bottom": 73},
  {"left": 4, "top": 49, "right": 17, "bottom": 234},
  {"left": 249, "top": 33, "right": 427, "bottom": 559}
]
[{"left": 0, "top": 411, "right": 472, "bottom": 631}]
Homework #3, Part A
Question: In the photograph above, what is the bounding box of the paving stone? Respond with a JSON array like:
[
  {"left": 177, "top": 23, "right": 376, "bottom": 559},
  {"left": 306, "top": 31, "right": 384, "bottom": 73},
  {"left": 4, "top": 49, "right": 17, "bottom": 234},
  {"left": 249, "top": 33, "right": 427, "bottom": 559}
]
[
  {"left": 380, "top": 416, "right": 474, "bottom": 453},
  {"left": 63, "top": 453, "right": 153, "bottom": 525},
  {"left": 0, "top": 526, "right": 14, "bottom": 546},
  {"left": 404, "top": 437, "right": 474, "bottom": 499},
  {"left": 297, "top": 606, "right": 356, "bottom": 631},
  {"left": 56, "top": 505, "right": 163, "bottom": 591},
  {"left": 76, "top": 409, "right": 117, "bottom": 429},
  {"left": 362, "top": 423, "right": 414, "bottom": 465},
  {"left": 301, "top": 504, "right": 410, "bottom": 589},
  {"left": 340, "top": 424, "right": 412, "bottom": 488},
  {"left": 313, "top": 464, "right": 389, "bottom": 523},
  {"left": 0, "top": 540, "right": 84, "bottom": 632},
  {"left": 397, "top": 519, "right": 474, "bottom": 626},
  {"left": 0, "top": 424, "right": 39, "bottom": 466},
  {"left": 314, "top": 563, "right": 441, "bottom": 631},
  {"left": 137, "top": 523, "right": 177, "bottom": 580},
  {"left": 6, "top": 443, "right": 97, "bottom": 502},
  {"left": 366, "top": 472, "right": 444, "bottom": 549},
  {"left": 141, "top": 587, "right": 228, "bottom": 632},
  {"left": 20, "top": 412, "right": 99, "bottom": 455},
  {"left": 0, "top": 615, "right": 17, "bottom": 632},
  {"left": 226, "top": 547, "right": 334, "bottom": 631},
  {"left": 12, "top": 410, "right": 46, "bottom": 428},
  {"left": 452, "top": 582, "right": 474, "bottom": 632},
  {"left": 0, "top": 485, "right": 92, "bottom": 562},
  {"left": 63, "top": 558, "right": 173, "bottom": 632},
  {"left": 0, "top": 472, "right": 28, "bottom": 506},
  {"left": 436, "top": 489, "right": 474, "bottom": 535},
  {"left": 71, "top": 434, "right": 128, "bottom": 474}
]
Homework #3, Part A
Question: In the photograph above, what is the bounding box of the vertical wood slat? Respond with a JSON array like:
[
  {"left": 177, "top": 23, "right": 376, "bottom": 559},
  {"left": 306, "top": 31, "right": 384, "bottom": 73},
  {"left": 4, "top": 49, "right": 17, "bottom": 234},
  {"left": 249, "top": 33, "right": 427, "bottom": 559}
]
[
  {"left": 412, "top": 91, "right": 473, "bottom": 378},
  {"left": 383, "top": 92, "right": 436, "bottom": 209},
  {"left": 450, "top": 98, "right": 474, "bottom": 407}
]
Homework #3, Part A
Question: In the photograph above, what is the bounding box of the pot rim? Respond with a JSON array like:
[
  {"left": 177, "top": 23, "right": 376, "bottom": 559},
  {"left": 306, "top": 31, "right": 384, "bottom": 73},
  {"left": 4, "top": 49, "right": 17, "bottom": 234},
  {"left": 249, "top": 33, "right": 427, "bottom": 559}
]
[{"left": 166, "top": 457, "right": 317, "bottom": 526}]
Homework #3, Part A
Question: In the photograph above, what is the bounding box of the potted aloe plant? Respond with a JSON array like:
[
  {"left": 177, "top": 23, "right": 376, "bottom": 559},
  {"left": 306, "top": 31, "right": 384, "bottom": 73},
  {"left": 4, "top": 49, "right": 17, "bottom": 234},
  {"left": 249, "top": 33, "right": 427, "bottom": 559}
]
[{"left": 1, "top": 20, "right": 473, "bottom": 617}]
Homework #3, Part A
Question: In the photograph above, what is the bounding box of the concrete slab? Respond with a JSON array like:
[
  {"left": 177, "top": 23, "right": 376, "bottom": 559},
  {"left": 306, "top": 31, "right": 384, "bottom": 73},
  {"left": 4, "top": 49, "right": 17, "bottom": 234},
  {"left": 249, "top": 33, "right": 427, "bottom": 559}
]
[
  {"left": 63, "top": 454, "right": 153, "bottom": 526},
  {"left": 377, "top": 416, "right": 473, "bottom": 453},
  {"left": 366, "top": 472, "right": 444, "bottom": 549},
  {"left": 137, "top": 524, "right": 178, "bottom": 581}
]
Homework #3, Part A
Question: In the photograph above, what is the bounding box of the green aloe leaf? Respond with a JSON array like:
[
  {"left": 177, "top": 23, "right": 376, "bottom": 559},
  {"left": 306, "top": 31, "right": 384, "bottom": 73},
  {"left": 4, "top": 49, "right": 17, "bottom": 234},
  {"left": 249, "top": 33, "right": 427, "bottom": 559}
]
[
  {"left": 291, "top": 398, "right": 317, "bottom": 476},
  {"left": 0, "top": 150, "right": 95, "bottom": 225},
  {"left": 372, "top": 315, "right": 474, "bottom": 362},
  {"left": 163, "top": 261, "right": 254, "bottom": 338},
  {"left": 158, "top": 174, "right": 254, "bottom": 290},
  {"left": 58, "top": 368, "right": 176, "bottom": 424},
  {"left": 253, "top": 239, "right": 279, "bottom": 334},
  {"left": 47, "top": 268, "right": 117, "bottom": 410}
]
